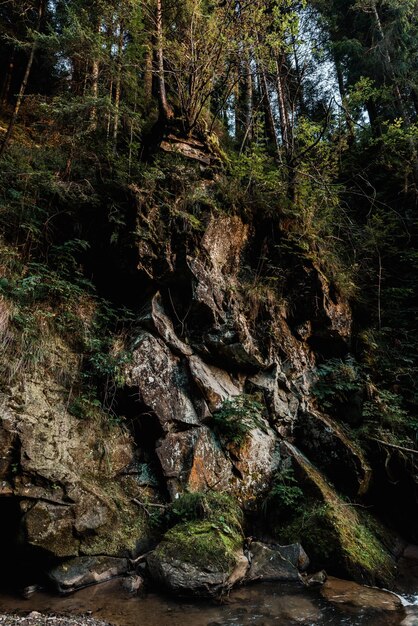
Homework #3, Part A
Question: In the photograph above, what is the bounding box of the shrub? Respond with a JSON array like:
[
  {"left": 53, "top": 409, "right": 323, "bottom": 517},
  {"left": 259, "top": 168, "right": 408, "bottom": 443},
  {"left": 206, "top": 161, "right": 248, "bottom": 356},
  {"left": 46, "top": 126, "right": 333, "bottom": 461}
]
[{"left": 212, "top": 394, "right": 266, "bottom": 446}]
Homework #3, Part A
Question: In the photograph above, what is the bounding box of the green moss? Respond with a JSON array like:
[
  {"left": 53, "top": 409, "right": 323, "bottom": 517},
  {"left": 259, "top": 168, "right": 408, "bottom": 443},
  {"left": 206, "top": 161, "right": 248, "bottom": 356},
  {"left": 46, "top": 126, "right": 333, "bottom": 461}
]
[
  {"left": 157, "top": 520, "right": 241, "bottom": 572},
  {"left": 274, "top": 449, "right": 395, "bottom": 585},
  {"left": 78, "top": 479, "right": 149, "bottom": 557},
  {"left": 278, "top": 499, "right": 394, "bottom": 585},
  {"left": 167, "top": 491, "right": 243, "bottom": 532},
  {"left": 156, "top": 492, "right": 243, "bottom": 572}
]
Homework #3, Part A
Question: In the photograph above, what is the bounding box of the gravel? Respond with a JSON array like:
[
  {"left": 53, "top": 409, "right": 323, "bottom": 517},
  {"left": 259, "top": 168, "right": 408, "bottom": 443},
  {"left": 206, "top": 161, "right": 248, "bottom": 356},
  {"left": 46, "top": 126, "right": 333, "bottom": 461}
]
[{"left": 0, "top": 613, "right": 113, "bottom": 626}]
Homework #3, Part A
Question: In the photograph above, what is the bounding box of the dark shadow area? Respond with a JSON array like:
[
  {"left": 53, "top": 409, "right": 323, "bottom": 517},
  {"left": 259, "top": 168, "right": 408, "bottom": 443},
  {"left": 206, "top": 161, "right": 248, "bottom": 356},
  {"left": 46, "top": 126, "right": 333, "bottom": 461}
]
[{"left": 0, "top": 497, "right": 56, "bottom": 592}]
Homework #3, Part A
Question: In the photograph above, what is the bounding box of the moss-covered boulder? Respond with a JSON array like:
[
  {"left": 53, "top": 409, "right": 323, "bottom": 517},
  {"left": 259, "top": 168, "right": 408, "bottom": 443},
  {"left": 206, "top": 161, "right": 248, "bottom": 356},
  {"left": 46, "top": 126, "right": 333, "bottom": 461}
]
[
  {"left": 277, "top": 444, "right": 397, "bottom": 586},
  {"left": 147, "top": 493, "right": 247, "bottom": 597}
]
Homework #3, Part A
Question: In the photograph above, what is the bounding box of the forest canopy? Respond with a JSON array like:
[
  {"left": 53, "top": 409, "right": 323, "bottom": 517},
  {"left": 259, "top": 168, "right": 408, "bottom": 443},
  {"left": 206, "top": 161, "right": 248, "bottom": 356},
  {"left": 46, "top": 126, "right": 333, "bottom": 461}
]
[{"left": 1, "top": 0, "right": 418, "bottom": 415}]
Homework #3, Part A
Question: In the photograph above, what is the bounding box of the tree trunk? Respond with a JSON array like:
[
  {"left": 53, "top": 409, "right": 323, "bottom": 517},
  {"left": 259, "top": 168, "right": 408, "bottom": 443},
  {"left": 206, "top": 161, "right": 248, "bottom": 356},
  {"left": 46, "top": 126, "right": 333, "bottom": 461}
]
[
  {"left": 89, "top": 17, "right": 101, "bottom": 131},
  {"left": 335, "top": 56, "right": 355, "bottom": 144},
  {"left": 144, "top": 43, "right": 153, "bottom": 104},
  {"left": 155, "top": 0, "right": 173, "bottom": 122},
  {"left": 257, "top": 59, "right": 278, "bottom": 152},
  {"left": 275, "top": 53, "right": 290, "bottom": 153},
  {"left": 236, "top": 52, "right": 253, "bottom": 147},
  {"left": 1, "top": 50, "right": 15, "bottom": 109},
  {"left": 0, "top": 0, "right": 44, "bottom": 158},
  {"left": 113, "top": 23, "right": 124, "bottom": 150}
]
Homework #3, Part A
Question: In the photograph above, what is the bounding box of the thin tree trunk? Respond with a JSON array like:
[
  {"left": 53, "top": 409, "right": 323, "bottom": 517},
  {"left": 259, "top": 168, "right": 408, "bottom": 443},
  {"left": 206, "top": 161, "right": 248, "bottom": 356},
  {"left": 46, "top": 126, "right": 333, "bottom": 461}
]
[
  {"left": 106, "top": 78, "right": 113, "bottom": 140},
  {"left": 275, "top": 54, "right": 290, "bottom": 152},
  {"left": 113, "top": 23, "right": 124, "bottom": 150},
  {"left": 244, "top": 55, "right": 253, "bottom": 143},
  {"left": 1, "top": 50, "right": 15, "bottom": 109},
  {"left": 0, "top": 1, "right": 44, "bottom": 158},
  {"left": 335, "top": 56, "right": 355, "bottom": 143},
  {"left": 89, "top": 17, "right": 101, "bottom": 131},
  {"left": 257, "top": 59, "right": 278, "bottom": 152},
  {"left": 144, "top": 43, "right": 153, "bottom": 103},
  {"left": 155, "top": 0, "right": 173, "bottom": 122},
  {"left": 236, "top": 52, "right": 253, "bottom": 146}
]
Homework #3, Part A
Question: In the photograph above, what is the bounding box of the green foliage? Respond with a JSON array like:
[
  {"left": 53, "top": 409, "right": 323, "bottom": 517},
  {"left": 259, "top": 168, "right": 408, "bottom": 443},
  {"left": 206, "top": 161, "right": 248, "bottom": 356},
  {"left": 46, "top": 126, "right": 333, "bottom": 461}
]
[
  {"left": 68, "top": 393, "right": 103, "bottom": 420},
  {"left": 166, "top": 491, "right": 243, "bottom": 535},
  {"left": 313, "top": 356, "right": 363, "bottom": 410},
  {"left": 226, "top": 142, "right": 286, "bottom": 214},
  {"left": 212, "top": 395, "right": 266, "bottom": 446},
  {"left": 263, "top": 467, "right": 304, "bottom": 519}
]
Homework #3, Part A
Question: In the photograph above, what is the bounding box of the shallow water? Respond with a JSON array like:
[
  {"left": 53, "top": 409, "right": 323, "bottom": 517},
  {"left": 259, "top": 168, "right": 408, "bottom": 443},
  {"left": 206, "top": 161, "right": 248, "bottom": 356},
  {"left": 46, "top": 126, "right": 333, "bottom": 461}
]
[{"left": 0, "top": 580, "right": 414, "bottom": 626}]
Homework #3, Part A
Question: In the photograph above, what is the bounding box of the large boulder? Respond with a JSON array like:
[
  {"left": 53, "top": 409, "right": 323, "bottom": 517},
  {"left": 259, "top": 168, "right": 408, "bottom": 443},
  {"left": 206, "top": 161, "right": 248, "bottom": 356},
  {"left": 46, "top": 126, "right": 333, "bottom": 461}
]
[
  {"left": 147, "top": 546, "right": 248, "bottom": 597},
  {"left": 279, "top": 442, "right": 397, "bottom": 586},
  {"left": 147, "top": 492, "right": 246, "bottom": 597},
  {"left": 245, "top": 542, "right": 305, "bottom": 583}
]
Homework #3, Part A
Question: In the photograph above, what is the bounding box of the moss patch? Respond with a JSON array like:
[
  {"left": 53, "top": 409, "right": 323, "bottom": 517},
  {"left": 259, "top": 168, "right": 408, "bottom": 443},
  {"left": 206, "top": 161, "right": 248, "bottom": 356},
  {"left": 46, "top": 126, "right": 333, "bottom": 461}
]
[
  {"left": 156, "top": 492, "right": 243, "bottom": 572},
  {"left": 157, "top": 520, "right": 242, "bottom": 572},
  {"left": 274, "top": 445, "right": 395, "bottom": 585}
]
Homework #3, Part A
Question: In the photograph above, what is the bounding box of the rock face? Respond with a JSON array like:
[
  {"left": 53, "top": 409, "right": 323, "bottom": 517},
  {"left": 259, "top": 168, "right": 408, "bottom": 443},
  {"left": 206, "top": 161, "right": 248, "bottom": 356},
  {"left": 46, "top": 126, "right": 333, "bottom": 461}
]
[
  {"left": 0, "top": 338, "right": 148, "bottom": 563},
  {"left": 294, "top": 410, "right": 372, "bottom": 497},
  {"left": 0, "top": 177, "right": 404, "bottom": 596}
]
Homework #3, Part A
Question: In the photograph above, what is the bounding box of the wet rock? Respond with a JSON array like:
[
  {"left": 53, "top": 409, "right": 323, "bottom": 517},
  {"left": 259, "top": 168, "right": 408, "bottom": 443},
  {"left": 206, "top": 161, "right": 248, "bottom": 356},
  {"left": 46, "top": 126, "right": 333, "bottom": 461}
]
[
  {"left": 404, "top": 545, "right": 418, "bottom": 562},
  {"left": 125, "top": 331, "right": 200, "bottom": 430},
  {"left": 304, "top": 570, "right": 328, "bottom": 587},
  {"left": 246, "top": 542, "right": 302, "bottom": 583},
  {"left": 394, "top": 544, "right": 418, "bottom": 594},
  {"left": 48, "top": 556, "right": 129, "bottom": 594},
  {"left": 321, "top": 577, "right": 403, "bottom": 612},
  {"left": 401, "top": 608, "right": 418, "bottom": 626},
  {"left": 121, "top": 574, "right": 145, "bottom": 595},
  {"left": 273, "top": 543, "right": 310, "bottom": 572},
  {"left": 21, "top": 585, "right": 41, "bottom": 599},
  {"left": 294, "top": 410, "right": 372, "bottom": 497}
]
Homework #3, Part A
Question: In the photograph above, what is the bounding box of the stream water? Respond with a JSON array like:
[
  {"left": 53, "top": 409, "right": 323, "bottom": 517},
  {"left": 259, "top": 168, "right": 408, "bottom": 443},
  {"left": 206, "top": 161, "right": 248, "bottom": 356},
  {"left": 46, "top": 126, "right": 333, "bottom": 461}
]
[{"left": 1, "top": 580, "right": 417, "bottom": 626}]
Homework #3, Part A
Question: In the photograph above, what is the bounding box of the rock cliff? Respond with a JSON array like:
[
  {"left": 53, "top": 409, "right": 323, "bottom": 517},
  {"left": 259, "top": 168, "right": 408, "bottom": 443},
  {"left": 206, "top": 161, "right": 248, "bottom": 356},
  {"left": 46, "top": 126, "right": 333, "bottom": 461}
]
[{"left": 0, "top": 153, "right": 410, "bottom": 595}]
